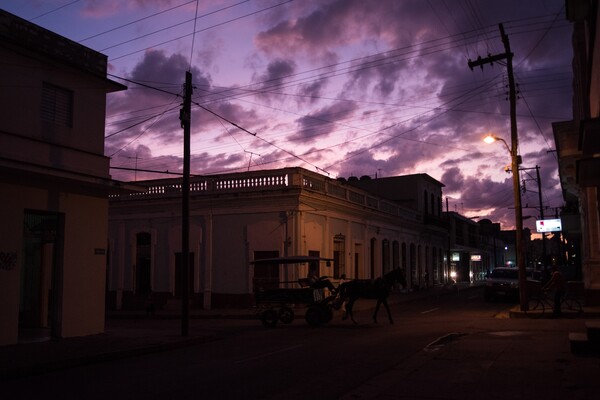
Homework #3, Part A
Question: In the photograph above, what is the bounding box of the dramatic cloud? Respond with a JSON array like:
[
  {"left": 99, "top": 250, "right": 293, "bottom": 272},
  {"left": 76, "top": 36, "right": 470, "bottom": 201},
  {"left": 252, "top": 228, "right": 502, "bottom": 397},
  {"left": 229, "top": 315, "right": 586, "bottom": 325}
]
[
  {"left": 293, "top": 100, "right": 359, "bottom": 142},
  {"left": 251, "top": 58, "right": 296, "bottom": 101},
  {"left": 4, "top": 0, "right": 572, "bottom": 231}
]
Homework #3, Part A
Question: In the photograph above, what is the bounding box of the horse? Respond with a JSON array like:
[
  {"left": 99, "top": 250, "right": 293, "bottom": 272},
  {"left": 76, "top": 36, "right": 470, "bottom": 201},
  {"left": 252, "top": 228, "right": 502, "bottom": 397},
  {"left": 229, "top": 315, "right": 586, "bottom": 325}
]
[{"left": 337, "top": 268, "right": 406, "bottom": 324}]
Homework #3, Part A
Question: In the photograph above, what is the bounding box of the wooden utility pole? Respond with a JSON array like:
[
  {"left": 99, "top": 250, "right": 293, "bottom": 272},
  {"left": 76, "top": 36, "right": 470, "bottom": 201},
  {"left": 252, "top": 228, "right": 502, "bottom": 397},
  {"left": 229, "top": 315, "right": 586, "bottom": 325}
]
[
  {"left": 535, "top": 165, "right": 547, "bottom": 272},
  {"left": 469, "top": 24, "right": 527, "bottom": 311},
  {"left": 179, "top": 71, "right": 192, "bottom": 336}
]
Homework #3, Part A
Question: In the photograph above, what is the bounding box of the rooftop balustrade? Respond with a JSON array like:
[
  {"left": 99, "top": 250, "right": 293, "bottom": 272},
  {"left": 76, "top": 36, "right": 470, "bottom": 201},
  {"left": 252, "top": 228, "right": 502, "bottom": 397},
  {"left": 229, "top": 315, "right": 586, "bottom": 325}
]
[{"left": 110, "top": 167, "right": 419, "bottom": 222}]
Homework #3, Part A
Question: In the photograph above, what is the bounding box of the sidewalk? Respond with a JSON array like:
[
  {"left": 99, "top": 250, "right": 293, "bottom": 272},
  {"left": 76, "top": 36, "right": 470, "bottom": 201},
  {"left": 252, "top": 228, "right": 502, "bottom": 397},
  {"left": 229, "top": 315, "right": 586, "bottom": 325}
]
[{"left": 2, "top": 282, "right": 598, "bottom": 383}]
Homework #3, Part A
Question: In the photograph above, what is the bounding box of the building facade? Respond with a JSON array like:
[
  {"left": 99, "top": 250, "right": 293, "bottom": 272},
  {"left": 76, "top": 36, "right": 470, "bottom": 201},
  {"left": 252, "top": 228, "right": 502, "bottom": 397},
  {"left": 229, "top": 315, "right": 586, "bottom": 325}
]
[
  {"left": 107, "top": 168, "right": 450, "bottom": 310},
  {"left": 0, "top": 10, "right": 127, "bottom": 345},
  {"left": 443, "top": 214, "right": 507, "bottom": 283},
  {"left": 553, "top": 0, "right": 600, "bottom": 304}
]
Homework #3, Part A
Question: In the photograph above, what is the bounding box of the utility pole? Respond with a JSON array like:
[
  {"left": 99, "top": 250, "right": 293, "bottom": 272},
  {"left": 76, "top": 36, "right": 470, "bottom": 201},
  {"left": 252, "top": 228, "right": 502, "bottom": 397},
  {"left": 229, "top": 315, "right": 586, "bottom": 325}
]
[
  {"left": 179, "top": 71, "right": 192, "bottom": 336},
  {"left": 469, "top": 24, "right": 527, "bottom": 311},
  {"left": 535, "top": 165, "right": 547, "bottom": 272}
]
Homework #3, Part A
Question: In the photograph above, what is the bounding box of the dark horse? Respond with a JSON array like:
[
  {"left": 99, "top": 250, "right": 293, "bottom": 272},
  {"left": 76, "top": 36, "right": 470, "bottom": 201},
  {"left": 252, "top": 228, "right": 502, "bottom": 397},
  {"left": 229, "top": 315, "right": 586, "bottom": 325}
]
[{"left": 338, "top": 268, "right": 406, "bottom": 324}]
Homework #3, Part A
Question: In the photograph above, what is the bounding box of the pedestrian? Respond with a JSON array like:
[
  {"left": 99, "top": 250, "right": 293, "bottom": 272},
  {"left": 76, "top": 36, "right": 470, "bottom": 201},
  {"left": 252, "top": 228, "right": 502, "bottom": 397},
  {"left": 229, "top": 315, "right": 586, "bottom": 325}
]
[
  {"left": 424, "top": 271, "right": 430, "bottom": 289},
  {"left": 543, "top": 266, "right": 567, "bottom": 317}
]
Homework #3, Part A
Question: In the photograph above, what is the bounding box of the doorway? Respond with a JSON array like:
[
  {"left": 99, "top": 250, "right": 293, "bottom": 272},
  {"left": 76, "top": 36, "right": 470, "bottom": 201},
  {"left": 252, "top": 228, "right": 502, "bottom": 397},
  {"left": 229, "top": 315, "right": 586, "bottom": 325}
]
[
  {"left": 175, "top": 252, "right": 194, "bottom": 298},
  {"left": 354, "top": 243, "right": 362, "bottom": 279},
  {"left": 252, "top": 251, "right": 279, "bottom": 290},
  {"left": 19, "top": 211, "right": 63, "bottom": 342},
  {"left": 136, "top": 232, "right": 151, "bottom": 296}
]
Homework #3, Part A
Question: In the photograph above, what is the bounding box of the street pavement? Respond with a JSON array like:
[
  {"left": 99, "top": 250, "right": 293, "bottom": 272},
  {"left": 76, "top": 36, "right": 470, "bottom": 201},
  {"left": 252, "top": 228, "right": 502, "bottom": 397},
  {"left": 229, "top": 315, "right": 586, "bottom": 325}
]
[{"left": 2, "top": 283, "right": 599, "bottom": 399}]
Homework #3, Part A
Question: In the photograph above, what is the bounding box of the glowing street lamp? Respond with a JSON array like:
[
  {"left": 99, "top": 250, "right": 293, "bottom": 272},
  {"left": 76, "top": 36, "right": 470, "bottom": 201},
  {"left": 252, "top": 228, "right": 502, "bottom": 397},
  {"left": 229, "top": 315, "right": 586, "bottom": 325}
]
[
  {"left": 484, "top": 132, "right": 527, "bottom": 311},
  {"left": 484, "top": 134, "right": 511, "bottom": 154}
]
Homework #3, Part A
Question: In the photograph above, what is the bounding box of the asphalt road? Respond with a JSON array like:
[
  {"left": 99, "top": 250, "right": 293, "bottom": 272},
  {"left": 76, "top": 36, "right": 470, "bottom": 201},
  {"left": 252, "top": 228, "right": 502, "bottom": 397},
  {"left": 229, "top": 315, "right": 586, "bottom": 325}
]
[{"left": 3, "top": 288, "right": 593, "bottom": 399}]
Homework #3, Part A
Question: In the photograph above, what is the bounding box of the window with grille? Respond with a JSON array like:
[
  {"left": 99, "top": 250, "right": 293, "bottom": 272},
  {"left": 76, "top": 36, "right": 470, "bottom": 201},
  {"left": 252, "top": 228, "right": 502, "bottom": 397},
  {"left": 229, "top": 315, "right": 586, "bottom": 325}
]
[{"left": 41, "top": 83, "right": 73, "bottom": 127}]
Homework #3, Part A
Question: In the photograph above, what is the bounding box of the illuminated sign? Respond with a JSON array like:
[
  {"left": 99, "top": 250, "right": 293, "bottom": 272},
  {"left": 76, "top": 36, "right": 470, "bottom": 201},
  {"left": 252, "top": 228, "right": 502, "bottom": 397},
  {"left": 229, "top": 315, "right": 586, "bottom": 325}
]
[
  {"left": 536, "top": 218, "right": 562, "bottom": 233},
  {"left": 470, "top": 254, "right": 481, "bottom": 261}
]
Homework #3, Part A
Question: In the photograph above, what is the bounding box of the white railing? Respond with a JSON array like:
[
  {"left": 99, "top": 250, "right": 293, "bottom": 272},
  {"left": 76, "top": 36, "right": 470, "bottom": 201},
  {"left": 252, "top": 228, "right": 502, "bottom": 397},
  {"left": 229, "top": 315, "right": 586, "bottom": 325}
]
[{"left": 110, "top": 167, "right": 418, "bottom": 221}]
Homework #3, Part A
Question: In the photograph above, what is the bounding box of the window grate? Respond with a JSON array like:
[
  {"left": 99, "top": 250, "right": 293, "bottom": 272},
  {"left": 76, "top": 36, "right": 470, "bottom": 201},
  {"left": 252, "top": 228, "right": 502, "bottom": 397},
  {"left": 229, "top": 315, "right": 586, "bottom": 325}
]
[{"left": 41, "top": 83, "right": 73, "bottom": 127}]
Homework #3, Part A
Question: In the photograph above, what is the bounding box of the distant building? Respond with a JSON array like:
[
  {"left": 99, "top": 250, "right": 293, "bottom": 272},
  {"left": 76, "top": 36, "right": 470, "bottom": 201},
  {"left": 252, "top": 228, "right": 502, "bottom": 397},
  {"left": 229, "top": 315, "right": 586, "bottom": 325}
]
[
  {"left": 499, "top": 229, "right": 532, "bottom": 269},
  {"left": 477, "top": 219, "right": 505, "bottom": 271},
  {"left": 345, "top": 173, "right": 448, "bottom": 284},
  {"left": 107, "top": 168, "right": 449, "bottom": 310},
  {"left": 442, "top": 213, "right": 508, "bottom": 282},
  {"left": 552, "top": 0, "right": 600, "bottom": 304},
  {"left": 0, "top": 10, "right": 128, "bottom": 345}
]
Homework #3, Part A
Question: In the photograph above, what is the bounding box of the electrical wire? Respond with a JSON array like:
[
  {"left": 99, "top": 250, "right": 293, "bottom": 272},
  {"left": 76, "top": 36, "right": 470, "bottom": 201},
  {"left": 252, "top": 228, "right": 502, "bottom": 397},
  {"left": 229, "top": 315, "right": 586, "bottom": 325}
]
[
  {"left": 106, "top": 0, "right": 293, "bottom": 62},
  {"left": 29, "top": 0, "right": 81, "bottom": 21},
  {"left": 97, "top": 5, "right": 568, "bottom": 181},
  {"left": 193, "top": 101, "right": 330, "bottom": 175},
  {"left": 77, "top": 1, "right": 198, "bottom": 43},
  {"left": 188, "top": 0, "right": 200, "bottom": 71}
]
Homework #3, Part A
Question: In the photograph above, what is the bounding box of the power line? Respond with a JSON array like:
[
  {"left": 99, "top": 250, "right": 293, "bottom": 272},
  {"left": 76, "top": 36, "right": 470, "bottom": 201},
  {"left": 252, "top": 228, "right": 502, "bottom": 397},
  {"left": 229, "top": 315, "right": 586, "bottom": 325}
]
[
  {"left": 106, "top": 0, "right": 293, "bottom": 62},
  {"left": 107, "top": 73, "right": 182, "bottom": 97},
  {"left": 109, "top": 94, "right": 181, "bottom": 157},
  {"left": 78, "top": 0, "right": 198, "bottom": 43},
  {"left": 105, "top": 105, "right": 181, "bottom": 139},
  {"left": 188, "top": 0, "right": 200, "bottom": 71},
  {"left": 29, "top": 0, "right": 81, "bottom": 21},
  {"left": 192, "top": 101, "right": 330, "bottom": 175},
  {"left": 101, "top": 9, "right": 569, "bottom": 179}
]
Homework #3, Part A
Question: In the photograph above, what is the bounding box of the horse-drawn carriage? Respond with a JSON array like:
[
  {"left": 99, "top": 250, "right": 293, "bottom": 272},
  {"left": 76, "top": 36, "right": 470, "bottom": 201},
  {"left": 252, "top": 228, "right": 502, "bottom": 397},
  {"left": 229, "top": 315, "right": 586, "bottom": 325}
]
[
  {"left": 250, "top": 256, "right": 339, "bottom": 327},
  {"left": 251, "top": 255, "right": 407, "bottom": 327}
]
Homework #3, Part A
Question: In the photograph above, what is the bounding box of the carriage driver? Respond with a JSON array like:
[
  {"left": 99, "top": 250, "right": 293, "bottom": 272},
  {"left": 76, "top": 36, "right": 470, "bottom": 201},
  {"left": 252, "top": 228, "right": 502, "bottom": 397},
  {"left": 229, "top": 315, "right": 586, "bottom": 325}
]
[{"left": 306, "top": 261, "right": 337, "bottom": 294}]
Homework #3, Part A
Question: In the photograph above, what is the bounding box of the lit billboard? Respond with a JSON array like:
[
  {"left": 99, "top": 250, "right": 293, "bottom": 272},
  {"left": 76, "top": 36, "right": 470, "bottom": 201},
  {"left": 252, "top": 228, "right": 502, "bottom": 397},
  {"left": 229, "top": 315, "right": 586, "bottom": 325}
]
[{"left": 536, "top": 218, "right": 562, "bottom": 233}]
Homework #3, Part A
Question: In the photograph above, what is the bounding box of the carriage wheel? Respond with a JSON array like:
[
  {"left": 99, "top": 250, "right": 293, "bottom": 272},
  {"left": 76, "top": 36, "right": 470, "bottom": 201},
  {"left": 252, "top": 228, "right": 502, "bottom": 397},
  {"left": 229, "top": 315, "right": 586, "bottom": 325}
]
[
  {"left": 305, "top": 306, "right": 322, "bottom": 326},
  {"left": 260, "top": 309, "right": 278, "bottom": 328},
  {"left": 278, "top": 306, "right": 295, "bottom": 324},
  {"left": 319, "top": 305, "right": 333, "bottom": 324}
]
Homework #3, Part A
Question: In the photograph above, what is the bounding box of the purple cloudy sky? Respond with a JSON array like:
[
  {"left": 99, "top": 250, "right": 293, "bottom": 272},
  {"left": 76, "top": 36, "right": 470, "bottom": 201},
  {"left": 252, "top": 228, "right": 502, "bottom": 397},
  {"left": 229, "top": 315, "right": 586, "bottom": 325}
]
[{"left": 3, "top": 0, "right": 573, "bottom": 232}]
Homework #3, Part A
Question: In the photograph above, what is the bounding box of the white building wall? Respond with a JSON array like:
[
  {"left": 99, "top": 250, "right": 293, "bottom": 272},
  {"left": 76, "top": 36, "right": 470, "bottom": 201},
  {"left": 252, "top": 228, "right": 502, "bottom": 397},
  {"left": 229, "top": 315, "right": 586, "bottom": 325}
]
[{"left": 107, "top": 168, "right": 449, "bottom": 309}]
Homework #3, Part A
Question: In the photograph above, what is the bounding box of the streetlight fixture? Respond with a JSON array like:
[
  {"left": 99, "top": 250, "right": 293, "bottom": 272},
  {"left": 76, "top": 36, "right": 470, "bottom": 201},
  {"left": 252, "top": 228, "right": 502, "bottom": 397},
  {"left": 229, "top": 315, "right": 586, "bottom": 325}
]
[
  {"left": 484, "top": 133, "right": 527, "bottom": 311},
  {"left": 484, "top": 134, "right": 510, "bottom": 154}
]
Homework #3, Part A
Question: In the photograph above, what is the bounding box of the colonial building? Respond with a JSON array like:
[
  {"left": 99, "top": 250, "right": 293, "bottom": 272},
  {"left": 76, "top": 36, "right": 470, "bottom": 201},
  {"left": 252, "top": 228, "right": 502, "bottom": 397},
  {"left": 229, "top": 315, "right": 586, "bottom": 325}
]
[
  {"left": 552, "top": 0, "right": 600, "bottom": 304},
  {"left": 0, "top": 10, "right": 127, "bottom": 345},
  {"left": 107, "top": 168, "right": 449, "bottom": 310},
  {"left": 345, "top": 173, "right": 447, "bottom": 284}
]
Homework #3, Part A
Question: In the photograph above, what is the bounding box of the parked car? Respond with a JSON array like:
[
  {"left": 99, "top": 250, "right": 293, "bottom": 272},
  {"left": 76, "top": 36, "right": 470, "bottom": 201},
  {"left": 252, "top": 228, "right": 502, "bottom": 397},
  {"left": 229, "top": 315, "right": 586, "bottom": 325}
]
[{"left": 484, "top": 267, "right": 533, "bottom": 302}]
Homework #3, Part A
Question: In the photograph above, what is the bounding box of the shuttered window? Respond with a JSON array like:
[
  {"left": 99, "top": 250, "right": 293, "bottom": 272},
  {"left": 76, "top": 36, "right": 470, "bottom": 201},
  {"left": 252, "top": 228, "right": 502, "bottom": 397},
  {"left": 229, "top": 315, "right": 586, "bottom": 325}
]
[{"left": 41, "top": 83, "right": 73, "bottom": 127}]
